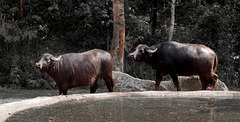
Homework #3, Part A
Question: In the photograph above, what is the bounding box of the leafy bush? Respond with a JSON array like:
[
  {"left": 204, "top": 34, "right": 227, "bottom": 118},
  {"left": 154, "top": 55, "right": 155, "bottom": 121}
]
[{"left": 0, "top": 0, "right": 239, "bottom": 90}]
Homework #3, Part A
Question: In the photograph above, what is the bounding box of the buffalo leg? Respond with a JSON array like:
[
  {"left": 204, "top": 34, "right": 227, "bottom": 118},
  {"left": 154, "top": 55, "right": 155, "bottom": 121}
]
[
  {"left": 209, "top": 73, "right": 218, "bottom": 91},
  {"left": 61, "top": 83, "right": 69, "bottom": 95},
  {"left": 155, "top": 72, "right": 162, "bottom": 90},
  {"left": 200, "top": 76, "right": 208, "bottom": 90},
  {"left": 90, "top": 79, "right": 98, "bottom": 93},
  {"left": 103, "top": 76, "right": 114, "bottom": 92},
  {"left": 58, "top": 86, "right": 62, "bottom": 95},
  {"left": 58, "top": 85, "right": 68, "bottom": 95},
  {"left": 170, "top": 74, "right": 181, "bottom": 91},
  {"left": 61, "top": 89, "right": 68, "bottom": 95},
  {"left": 59, "top": 88, "right": 68, "bottom": 95}
]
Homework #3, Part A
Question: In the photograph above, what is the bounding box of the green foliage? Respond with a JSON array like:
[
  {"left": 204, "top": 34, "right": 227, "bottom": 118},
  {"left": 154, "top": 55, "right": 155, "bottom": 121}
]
[
  {"left": 0, "top": 0, "right": 239, "bottom": 89},
  {"left": 174, "top": 1, "right": 240, "bottom": 88},
  {"left": 125, "top": 0, "right": 240, "bottom": 88},
  {"left": 0, "top": 0, "right": 114, "bottom": 89}
]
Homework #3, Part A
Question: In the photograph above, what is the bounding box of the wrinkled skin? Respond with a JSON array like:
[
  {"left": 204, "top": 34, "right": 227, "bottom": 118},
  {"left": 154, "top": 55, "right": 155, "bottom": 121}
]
[
  {"left": 32, "top": 49, "right": 114, "bottom": 95},
  {"left": 129, "top": 41, "right": 218, "bottom": 91}
]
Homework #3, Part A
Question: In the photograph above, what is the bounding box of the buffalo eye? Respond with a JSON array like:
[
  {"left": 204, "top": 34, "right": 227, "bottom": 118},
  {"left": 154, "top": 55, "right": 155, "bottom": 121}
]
[
  {"left": 44, "top": 57, "right": 51, "bottom": 63},
  {"left": 47, "top": 59, "right": 51, "bottom": 63},
  {"left": 139, "top": 50, "right": 143, "bottom": 53}
]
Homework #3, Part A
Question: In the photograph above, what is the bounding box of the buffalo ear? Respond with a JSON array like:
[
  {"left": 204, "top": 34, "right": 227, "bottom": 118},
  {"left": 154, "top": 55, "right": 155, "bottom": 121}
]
[
  {"left": 30, "top": 60, "right": 38, "bottom": 67},
  {"left": 30, "top": 59, "right": 38, "bottom": 64}
]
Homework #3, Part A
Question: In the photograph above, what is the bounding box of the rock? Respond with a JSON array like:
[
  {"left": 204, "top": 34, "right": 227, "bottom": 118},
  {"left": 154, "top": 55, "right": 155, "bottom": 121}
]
[{"left": 112, "top": 71, "right": 229, "bottom": 92}]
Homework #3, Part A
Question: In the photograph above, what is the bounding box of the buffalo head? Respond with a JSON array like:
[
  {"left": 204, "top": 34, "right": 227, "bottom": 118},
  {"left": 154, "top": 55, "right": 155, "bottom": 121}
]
[
  {"left": 33, "top": 53, "right": 62, "bottom": 69},
  {"left": 129, "top": 44, "right": 157, "bottom": 61}
]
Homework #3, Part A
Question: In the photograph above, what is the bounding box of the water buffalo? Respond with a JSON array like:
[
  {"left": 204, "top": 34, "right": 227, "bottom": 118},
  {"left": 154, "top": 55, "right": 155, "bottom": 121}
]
[
  {"left": 129, "top": 41, "right": 218, "bottom": 91},
  {"left": 33, "top": 49, "right": 114, "bottom": 95}
]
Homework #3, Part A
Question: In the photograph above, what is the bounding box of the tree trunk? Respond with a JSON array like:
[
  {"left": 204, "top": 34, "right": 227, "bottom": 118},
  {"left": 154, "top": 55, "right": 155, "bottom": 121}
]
[
  {"left": 20, "top": 0, "right": 24, "bottom": 18},
  {"left": 168, "top": 0, "right": 175, "bottom": 41},
  {"left": 110, "top": 0, "right": 125, "bottom": 72}
]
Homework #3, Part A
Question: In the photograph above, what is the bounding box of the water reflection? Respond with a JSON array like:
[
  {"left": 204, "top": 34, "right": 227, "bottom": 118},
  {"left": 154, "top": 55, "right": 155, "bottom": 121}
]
[{"left": 7, "top": 97, "right": 240, "bottom": 121}]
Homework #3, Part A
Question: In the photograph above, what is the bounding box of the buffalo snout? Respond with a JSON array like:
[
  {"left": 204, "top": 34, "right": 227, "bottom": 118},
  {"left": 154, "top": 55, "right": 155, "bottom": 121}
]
[
  {"left": 30, "top": 60, "right": 41, "bottom": 69},
  {"left": 127, "top": 53, "right": 134, "bottom": 59},
  {"left": 35, "top": 62, "right": 42, "bottom": 69}
]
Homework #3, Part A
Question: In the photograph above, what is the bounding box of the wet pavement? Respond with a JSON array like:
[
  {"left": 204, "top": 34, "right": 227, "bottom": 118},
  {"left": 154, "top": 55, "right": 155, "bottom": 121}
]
[{"left": 6, "top": 92, "right": 240, "bottom": 122}]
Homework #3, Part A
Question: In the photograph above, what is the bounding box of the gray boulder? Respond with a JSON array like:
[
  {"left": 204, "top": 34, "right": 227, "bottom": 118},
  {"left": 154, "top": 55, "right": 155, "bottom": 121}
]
[{"left": 112, "top": 71, "right": 228, "bottom": 92}]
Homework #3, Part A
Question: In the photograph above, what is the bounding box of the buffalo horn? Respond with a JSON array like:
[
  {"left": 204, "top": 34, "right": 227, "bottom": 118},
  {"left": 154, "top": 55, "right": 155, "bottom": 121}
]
[
  {"left": 39, "top": 61, "right": 43, "bottom": 69},
  {"left": 146, "top": 48, "right": 157, "bottom": 53},
  {"left": 51, "top": 55, "right": 62, "bottom": 61}
]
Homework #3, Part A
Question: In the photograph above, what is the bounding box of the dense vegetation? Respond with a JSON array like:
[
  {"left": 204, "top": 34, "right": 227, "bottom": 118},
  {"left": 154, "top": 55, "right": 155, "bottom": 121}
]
[{"left": 0, "top": 0, "right": 239, "bottom": 90}]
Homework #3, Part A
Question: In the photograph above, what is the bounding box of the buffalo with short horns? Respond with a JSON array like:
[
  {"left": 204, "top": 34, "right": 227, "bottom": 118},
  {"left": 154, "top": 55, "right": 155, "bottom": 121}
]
[
  {"left": 33, "top": 49, "right": 114, "bottom": 95},
  {"left": 129, "top": 41, "right": 218, "bottom": 91}
]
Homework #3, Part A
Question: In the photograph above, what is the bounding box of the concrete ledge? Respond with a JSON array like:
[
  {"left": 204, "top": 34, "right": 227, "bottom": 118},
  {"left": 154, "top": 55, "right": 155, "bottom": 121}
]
[{"left": 1, "top": 91, "right": 240, "bottom": 121}]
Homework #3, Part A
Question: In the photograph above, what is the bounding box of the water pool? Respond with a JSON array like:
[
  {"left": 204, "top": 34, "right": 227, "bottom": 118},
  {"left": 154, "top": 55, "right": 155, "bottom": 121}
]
[{"left": 7, "top": 93, "right": 240, "bottom": 121}]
